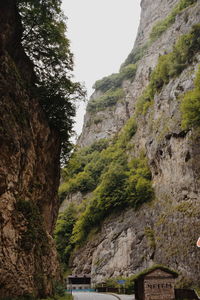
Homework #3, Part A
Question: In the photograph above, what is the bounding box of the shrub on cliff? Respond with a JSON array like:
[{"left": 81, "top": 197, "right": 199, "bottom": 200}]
[
  {"left": 181, "top": 66, "right": 200, "bottom": 128},
  {"left": 150, "top": 0, "right": 197, "bottom": 42},
  {"left": 54, "top": 204, "right": 77, "bottom": 267},
  {"left": 126, "top": 157, "right": 153, "bottom": 208},
  {"left": 93, "top": 64, "right": 137, "bottom": 93},
  {"left": 122, "top": 0, "right": 197, "bottom": 68},
  {"left": 57, "top": 115, "right": 152, "bottom": 248},
  {"left": 59, "top": 139, "right": 109, "bottom": 199},
  {"left": 121, "top": 44, "right": 148, "bottom": 68},
  {"left": 87, "top": 88, "right": 125, "bottom": 112},
  {"left": 93, "top": 73, "right": 123, "bottom": 92},
  {"left": 118, "top": 117, "right": 137, "bottom": 144},
  {"left": 136, "top": 23, "right": 200, "bottom": 115},
  {"left": 62, "top": 139, "right": 109, "bottom": 180},
  {"left": 71, "top": 154, "right": 153, "bottom": 245},
  {"left": 59, "top": 116, "right": 138, "bottom": 201},
  {"left": 120, "top": 63, "right": 137, "bottom": 80},
  {"left": 89, "top": 63, "right": 137, "bottom": 113},
  {"left": 151, "top": 24, "right": 200, "bottom": 88}
]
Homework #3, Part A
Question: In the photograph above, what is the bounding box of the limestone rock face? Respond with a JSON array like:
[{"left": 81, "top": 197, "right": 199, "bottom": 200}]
[
  {"left": 0, "top": 0, "right": 61, "bottom": 298},
  {"left": 69, "top": 0, "right": 200, "bottom": 287},
  {"left": 77, "top": 89, "right": 130, "bottom": 148}
]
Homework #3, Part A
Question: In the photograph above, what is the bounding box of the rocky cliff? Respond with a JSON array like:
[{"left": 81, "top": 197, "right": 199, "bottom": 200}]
[
  {"left": 59, "top": 0, "right": 200, "bottom": 288},
  {"left": 0, "top": 0, "right": 61, "bottom": 298}
]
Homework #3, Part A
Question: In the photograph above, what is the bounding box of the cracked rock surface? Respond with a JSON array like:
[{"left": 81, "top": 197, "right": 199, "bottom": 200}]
[
  {"left": 67, "top": 0, "right": 200, "bottom": 286},
  {"left": 0, "top": 0, "right": 61, "bottom": 297}
]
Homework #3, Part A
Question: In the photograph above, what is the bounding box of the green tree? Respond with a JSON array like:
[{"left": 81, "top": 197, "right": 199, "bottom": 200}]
[
  {"left": 54, "top": 204, "right": 77, "bottom": 267},
  {"left": 17, "top": 0, "right": 85, "bottom": 158}
]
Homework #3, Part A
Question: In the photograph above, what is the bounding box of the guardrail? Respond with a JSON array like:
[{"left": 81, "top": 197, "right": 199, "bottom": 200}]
[
  {"left": 66, "top": 289, "right": 95, "bottom": 293},
  {"left": 96, "top": 287, "right": 134, "bottom": 294}
]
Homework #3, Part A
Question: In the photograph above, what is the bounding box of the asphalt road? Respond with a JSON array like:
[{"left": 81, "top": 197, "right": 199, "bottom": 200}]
[
  {"left": 118, "top": 295, "right": 135, "bottom": 300},
  {"left": 73, "top": 292, "right": 118, "bottom": 300}
]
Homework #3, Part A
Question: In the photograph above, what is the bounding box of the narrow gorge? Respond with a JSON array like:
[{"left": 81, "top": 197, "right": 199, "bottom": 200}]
[
  {"left": 58, "top": 0, "right": 200, "bottom": 289},
  {"left": 0, "top": 0, "right": 200, "bottom": 298}
]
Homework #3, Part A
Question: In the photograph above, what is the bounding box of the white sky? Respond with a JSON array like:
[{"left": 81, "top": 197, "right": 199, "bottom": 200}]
[{"left": 62, "top": 0, "right": 141, "bottom": 136}]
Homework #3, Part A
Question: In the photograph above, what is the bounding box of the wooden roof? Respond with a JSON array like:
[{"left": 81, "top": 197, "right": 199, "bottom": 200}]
[{"left": 134, "top": 265, "right": 179, "bottom": 280}]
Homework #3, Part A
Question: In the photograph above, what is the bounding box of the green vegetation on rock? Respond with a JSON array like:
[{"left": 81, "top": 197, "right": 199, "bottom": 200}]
[
  {"left": 90, "top": 1, "right": 198, "bottom": 114},
  {"left": 54, "top": 204, "right": 77, "bottom": 268},
  {"left": 55, "top": 1, "right": 200, "bottom": 275},
  {"left": 56, "top": 117, "right": 153, "bottom": 252},
  {"left": 136, "top": 24, "right": 200, "bottom": 115},
  {"left": 87, "top": 88, "right": 125, "bottom": 112},
  {"left": 89, "top": 64, "right": 137, "bottom": 112},
  {"left": 88, "top": 61, "right": 137, "bottom": 112},
  {"left": 59, "top": 139, "right": 109, "bottom": 200},
  {"left": 150, "top": 0, "right": 197, "bottom": 42},
  {"left": 93, "top": 73, "right": 121, "bottom": 93},
  {"left": 93, "top": 64, "right": 137, "bottom": 93},
  {"left": 122, "top": 0, "right": 197, "bottom": 68},
  {"left": 181, "top": 66, "right": 200, "bottom": 129},
  {"left": 59, "top": 118, "right": 137, "bottom": 202},
  {"left": 71, "top": 152, "right": 153, "bottom": 245},
  {"left": 121, "top": 44, "right": 148, "bottom": 68},
  {"left": 120, "top": 64, "right": 138, "bottom": 80}
]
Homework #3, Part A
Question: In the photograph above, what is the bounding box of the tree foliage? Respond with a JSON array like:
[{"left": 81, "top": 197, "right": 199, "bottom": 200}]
[
  {"left": 70, "top": 154, "right": 153, "bottom": 245},
  {"left": 58, "top": 120, "right": 152, "bottom": 248},
  {"left": 17, "top": 0, "right": 85, "bottom": 158},
  {"left": 59, "top": 117, "right": 137, "bottom": 202},
  {"left": 54, "top": 204, "right": 77, "bottom": 268}
]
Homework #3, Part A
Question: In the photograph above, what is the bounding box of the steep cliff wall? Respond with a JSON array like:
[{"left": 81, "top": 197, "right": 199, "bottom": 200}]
[
  {"left": 60, "top": 0, "right": 200, "bottom": 288},
  {"left": 0, "top": 0, "right": 61, "bottom": 298}
]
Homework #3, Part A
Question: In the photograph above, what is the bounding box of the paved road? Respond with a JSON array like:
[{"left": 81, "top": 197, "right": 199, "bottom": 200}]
[
  {"left": 118, "top": 295, "right": 135, "bottom": 300},
  {"left": 73, "top": 292, "right": 118, "bottom": 300},
  {"left": 73, "top": 292, "right": 135, "bottom": 300}
]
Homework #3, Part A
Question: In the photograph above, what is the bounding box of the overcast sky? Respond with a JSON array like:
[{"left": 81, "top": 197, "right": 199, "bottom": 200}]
[{"left": 62, "top": 0, "right": 141, "bottom": 136}]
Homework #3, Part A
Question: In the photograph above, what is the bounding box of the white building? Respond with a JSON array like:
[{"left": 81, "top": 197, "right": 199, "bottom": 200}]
[{"left": 66, "top": 275, "right": 91, "bottom": 291}]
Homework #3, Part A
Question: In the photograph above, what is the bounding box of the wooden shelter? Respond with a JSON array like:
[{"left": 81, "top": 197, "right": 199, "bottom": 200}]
[{"left": 134, "top": 266, "right": 178, "bottom": 300}]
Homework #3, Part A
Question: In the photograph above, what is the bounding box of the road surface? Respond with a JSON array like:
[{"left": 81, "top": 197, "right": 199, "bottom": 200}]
[
  {"left": 73, "top": 292, "right": 119, "bottom": 300},
  {"left": 118, "top": 295, "right": 135, "bottom": 300},
  {"left": 73, "top": 292, "right": 135, "bottom": 300}
]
